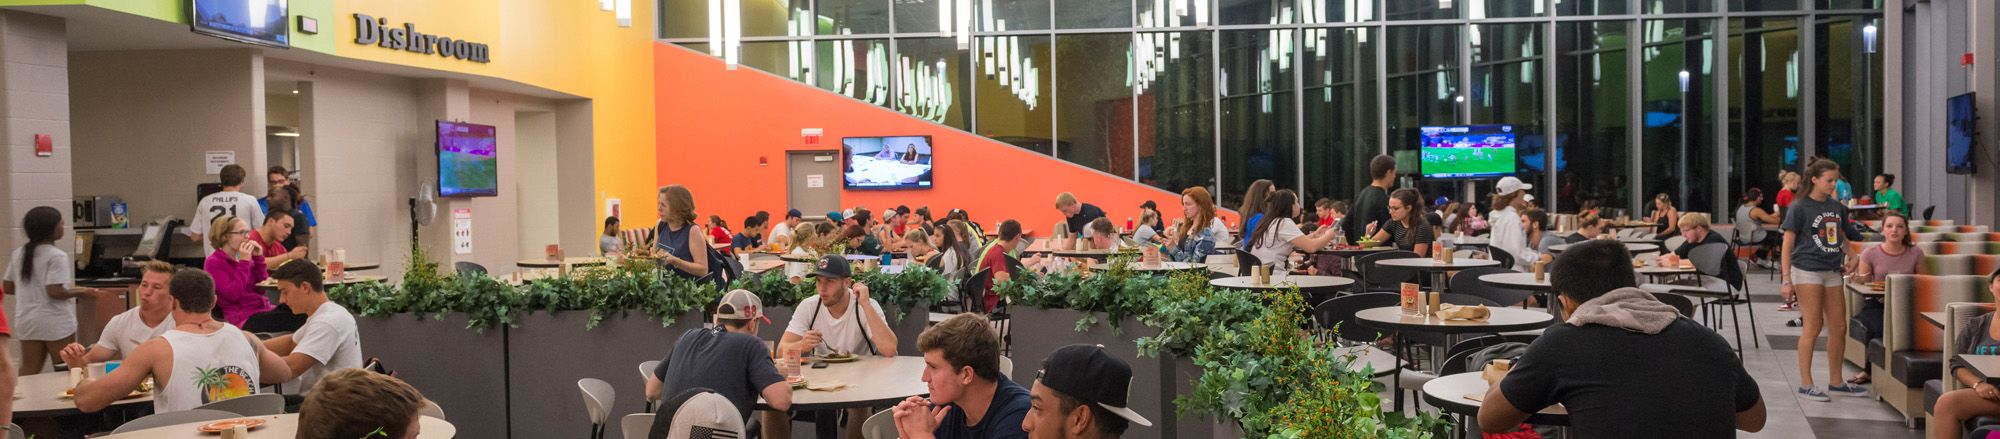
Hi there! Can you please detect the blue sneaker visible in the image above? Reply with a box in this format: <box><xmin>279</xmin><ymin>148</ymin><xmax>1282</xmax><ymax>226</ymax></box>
<box><xmin>1828</xmin><ymin>384</ymin><xmax>1871</xmax><ymax>397</ymax></box>
<box><xmin>1797</xmin><ymin>387</ymin><xmax>1830</xmax><ymax>402</ymax></box>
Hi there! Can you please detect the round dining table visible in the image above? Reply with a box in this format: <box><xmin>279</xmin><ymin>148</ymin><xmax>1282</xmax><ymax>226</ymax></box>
<box><xmin>1088</xmin><ymin>261</ymin><xmax>1207</xmax><ymax>274</ymax></box>
<box><xmin>759</xmin><ymin>356</ymin><xmax>930</xmax><ymax>411</ymax></box>
<box><xmin>13</xmin><ymin>370</ymin><xmax>153</xmax><ymax>418</ymax></box>
<box><xmin>1546</xmin><ymin>242</ymin><xmax>1660</xmax><ymax>255</ymax></box>
<box><xmin>1374</xmin><ymin>257</ymin><xmax>1501</xmax><ymax>293</ymax></box>
<box><xmin>1476</xmin><ymin>272</ymin><xmax>1551</xmax><ymax>292</ymax></box>
<box><xmin>100</xmin><ymin>414</ymin><xmax>455</xmax><ymax>438</ymax></box>
<box><xmin>515</xmin><ymin>257</ymin><xmax>610</xmax><ymax>268</ymax></box>
<box><xmin>1422</xmin><ymin>371</ymin><xmax>1569</xmax><ymax>426</ymax></box>
<box><xmin>256</xmin><ymin>274</ymin><xmax>387</xmax><ymax>292</ymax></box>
<box><xmin>1209</xmin><ymin>275</ymin><xmax>1354</xmax><ymax>293</ymax></box>
<box><xmin>1354</xmin><ymin>306</ymin><xmax>1556</xmax><ymax>335</ymax></box>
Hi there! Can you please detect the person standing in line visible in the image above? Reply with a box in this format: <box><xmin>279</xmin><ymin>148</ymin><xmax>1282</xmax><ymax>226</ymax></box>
<box><xmin>193</xmin><ymin>165</ymin><xmax>264</xmax><ymax>254</ymax></box>
<box><xmin>4</xmin><ymin>206</ymin><xmax>112</xmax><ymax>375</ymax></box>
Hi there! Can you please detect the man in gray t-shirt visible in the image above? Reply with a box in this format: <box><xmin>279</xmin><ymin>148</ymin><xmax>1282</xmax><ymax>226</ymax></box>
<box><xmin>647</xmin><ymin>290</ymin><xmax>790</xmax><ymax>422</ymax></box>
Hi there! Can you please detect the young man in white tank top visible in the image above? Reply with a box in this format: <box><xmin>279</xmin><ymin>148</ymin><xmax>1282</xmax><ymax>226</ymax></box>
<box><xmin>72</xmin><ymin>269</ymin><xmax>290</xmax><ymax>413</ymax></box>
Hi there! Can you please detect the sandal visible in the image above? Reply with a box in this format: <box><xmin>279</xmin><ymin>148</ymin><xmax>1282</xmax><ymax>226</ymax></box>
<box><xmin>1848</xmin><ymin>373</ymin><xmax>1871</xmax><ymax>385</ymax></box>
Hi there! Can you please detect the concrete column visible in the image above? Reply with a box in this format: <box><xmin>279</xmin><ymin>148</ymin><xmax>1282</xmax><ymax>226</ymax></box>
<box><xmin>0</xmin><ymin>10</ymin><xmax>71</xmax><ymax>257</ymax></box>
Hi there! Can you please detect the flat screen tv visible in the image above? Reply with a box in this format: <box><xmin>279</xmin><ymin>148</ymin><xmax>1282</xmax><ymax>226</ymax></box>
<box><xmin>437</xmin><ymin>121</ymin><xmax>499</xmax><ymax>197</ymax></box>
<box><xmin>1419</xmin><ymin>125</ymin><xmax>1517</xmax><ymax>179</ymax></box>
<box><xmin>843</xmin><ymin>136</ymin><xmax>934</xmax><ymax>190</ymax></box>
<box><xmin>1948</xmin><ymin>92</ymin><xmax>1977</xmax><ymax>175</ymax></box>
<box><xmin>191</xmin><ymin>0</ymin><xmax>290</xmax><ymax>47</ymax></box>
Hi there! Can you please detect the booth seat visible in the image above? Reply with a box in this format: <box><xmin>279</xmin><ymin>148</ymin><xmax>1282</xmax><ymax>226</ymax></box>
<box><xmin>1919</xmin><ymin>254</ymin><xmax>2000</xmax><ymax>277</ymax></box>
<box><xmin>1918</xmin><ymin>225</ymin><xmax>1992</xmax><ymax>234</ymax></box>
<box><xmin>1881</xmin><ymin>274</ymin><xmax>1995</xmax><ymax>425</ymax></box>
<box><xmin>1928</xmin><ymin>303</ymin><xmax>2000</xmax><ymax>432</ymax></box>
<box><xmin>1917</xmin><ymin>242</ymin><xmax>2000</xmax><ymax>256</ymax></box>
<box><xmin>1945</xmin><ymin>232</ymin><xmax>2000</xmax><ymax>243</ymax></box>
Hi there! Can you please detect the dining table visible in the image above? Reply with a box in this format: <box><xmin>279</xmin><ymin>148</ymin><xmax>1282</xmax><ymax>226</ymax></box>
<box><xmin>1422</xmin><ymin>371</ymin><xmax>1570</xmax><ymax>433</ymax></box>
<box><xmin>1373</xmin><ymin>257</ymin><xmax>1501</xmax><ymax>293</ymax></box>
<box><xmin>13</xmin><ymin>369</ymin><xmax>154</xmax><ymax>418</ymax></box>
<box><xmin>99</xmin><ymin>414</ymin><xmax>455</xmax><ymax>438</ymax></box>
<box><xmin>515</xmin><ymin>257</ymin><xmax>610</xmax><ymax>268</ymax></box>
<box><xmin>759</xmin><ymin>356</ymin><xmax>930</xmax><ymax>411</ymax></box>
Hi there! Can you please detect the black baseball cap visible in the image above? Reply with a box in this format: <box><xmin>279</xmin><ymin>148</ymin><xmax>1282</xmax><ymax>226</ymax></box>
<box><xmin>1039</xmin><ymin>344</ymin><xmax>1153</xmax><ymax>427</ymax></box>
<box><xmin>786</xmin><ymin>209</ymin><xmax>803</xmax><ymax>219</ymax></box>
<box><xmin>1140</xmin><ymin>200</ymin><xmax>1158</xmax><ymax>211</ymax></box>
<box><xmin>807</xmin><ymin>254</ymin><xmax>852</xmax><ymax>279</ymax></box>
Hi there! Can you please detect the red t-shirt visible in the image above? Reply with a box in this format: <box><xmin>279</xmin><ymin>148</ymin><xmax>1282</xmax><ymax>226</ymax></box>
<box><xmin>249</xmin><ymin>230</ymin><xmax>288</xmax><ymax>258</ymax></box>
<box><xmin>1318</xmin><ymin>215</ymin><xmax>1336</xmax><ymax>228</ymax></box>
<box><xmin>977</xmin><ymin>243</ymin><xmax>1009</xmax><ymax>311</ymax></box>
<box><xmin>1775</xmin><ymin>189</ymin><xmax>1795</xmax><ymax>208</ymax></box>
<box><xmin>709</xmin><ymin>226</ymin><xmax>733</xmax><ymax>254</ymax></box>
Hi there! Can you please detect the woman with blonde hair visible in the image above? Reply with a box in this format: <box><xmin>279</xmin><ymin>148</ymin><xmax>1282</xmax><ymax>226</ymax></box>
<box><xmin>654</xmin><ymin>185</ymin><xmax>711</xmax><ymax>279</ymax></box>
<box><xmin>204</xmin><ymin>214</ymin><xmax>272</xmax><ymax>326</ymax></box>
<box><xmin>1648</xmin><ymin>193</ymin><xmax>1681</xmax><ymax>239</ymax></box>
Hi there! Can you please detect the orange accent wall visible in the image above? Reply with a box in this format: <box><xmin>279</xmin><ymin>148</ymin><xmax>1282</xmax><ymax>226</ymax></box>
<box><xmin>655</xmin><ymin>43</ymin><xmax>1232</xmax><ymax>235</ymax></box>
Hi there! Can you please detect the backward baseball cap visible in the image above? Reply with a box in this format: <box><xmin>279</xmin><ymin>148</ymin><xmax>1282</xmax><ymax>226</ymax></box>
<box><xmin>715</xmin><ymin>289</ymin><xmax>767</xmax><ymax>323</ymax></box>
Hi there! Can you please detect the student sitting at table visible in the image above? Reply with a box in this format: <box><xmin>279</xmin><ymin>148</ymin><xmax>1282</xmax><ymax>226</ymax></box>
<box><xmin>974</xmin><ymin>221</ymin><xmax>1025</xmax><ymax>311</ymax></box>
<box><xmin>1244</xmin><ymin>190</ymin><xmax>1340</xmax><ymax>271</ymax></box>
<box><xmin>1164</xmin><ymin>187</ymin><xmax>1225</xmax><ymax>263</ymax></box>
<box><xmin>1364</xmin><ymin>188</ymin><xmax>1435</xmax><ymax>257</ymax></box>
<box><xmin>770</xmin><ymin>255</ymin><xmax>900</xmax><ymax>439</ymax></box>
<box><xmin>1479</xmin><ymin>240</ymin><xmax>1765</xmax><ymax>437</ymax></box>
<box><xmin>1516</xmin><ymin>208</ymin><xmax>1561</xmax><ymax>266</ymax></box>
<box><xmin>61</xmin><ymin>261</ymin><xmax>176</xmax><ymax>370</ymax></box>
<box><xmin>1028</xmin><ymin>218</ymin><xmax>1119</xmax><ymax>274</ymax></box>
<box><xmin>251</xmin><ymin>207</ymin><xmax>309</xmax><ymax>269</ymax></box>
<box><xmin>905</xmin><ymin>228</ymin><xmax>940</xmax><ymax>264</ymax></box>
<box><xmin>1021</xmin><ymin>344</ymin><xmax>1153</xmax><ymax>439</ymax></box>
<box><xmin>262</xmin><ymin>261</ymin><xmax>363</xmax><ymax>403</ymax></box>
<box><xmin>708</xmin><ymin>215</ymin><xmax>736</xmax><ymax>257</ymax></box>
<box><xmin>205</xmin><ymin>215</ymin><xmax>274</xmax><ymax>326</ymax></box>
<box><xmin>844</xmin><ymin>224</ymin><xmax>885</xmax><ymax>256</ymax></box>
<box><xmin>600</xmin><ymin>216</ymin><xmax>624</xmax><ymax>257</ymax></box>
<box><xmin>891</xmin><ymin>313</ymin><xmax>1029</xmax><ymax>439</ymax></box>
<box><xmin>733</xmin><ymin>215</ymin><xmax>766</xmax><ymax>253</ymax></box>
<box><xmin>73</xmin><ymin>269</ymin><xmax>292</xmax><ymax>413</ymax></box>
<box><xmin>930</xmin><ymin>220</ymin><xmax>978</xmax><ymax>283</ymax></box>
<box><xmin>647</xmin><ymin>290</ymin><xmax>791</xmax><ymax>429</ymax></box>
<box><xmin>770</xmin><ymin>209</ymin><xmax>803</xmax><ymax>249</ymax></box>
<box><xmin>1846</xmin><ymin>212</ymin><xmax>1924</xmax><ymax>386</ymax></box>
<box><xmin>1131</xmin><ymin>209</ymin><xmax>1161</xmax><ymax>248</ymax></box>
<box><xmin>1648</xmin><ymin>193</ymin><xmax>1682</xmax><ymax>239</ymax></box>
<box><xmin>784</xmin><ymin>223</ymin><xmax>825</xmax><ymax>281</ymax></box>
<box><xmin>1055</xmin><ymin>193</ymin><xmax>1107</xmax><ymax>240</ymax></box>
<box><xmin>297</xmin><ymin>368</ymin><xmax>426</xmax><ymax>439</ymax></box>
<box><xmin>1661</xmin><ymin>213</ymin><xmax>1744</xmax><ymax>289</ymax></box>
<box><xmin>1563</xmin><ymin>213</ymin><xmax>1607</xmax><ymax>244</ymax></box>
<box><xmin>1923</xmin><ymin>269</ymin><xmax>2000</xmax><ymax>439</ymax></box>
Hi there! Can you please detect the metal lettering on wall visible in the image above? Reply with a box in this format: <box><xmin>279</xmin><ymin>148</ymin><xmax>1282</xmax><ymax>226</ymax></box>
<box><xmin>351</xmin><ymin>14</ymin><xmax>492</xmax><ymax>63</ymax></box>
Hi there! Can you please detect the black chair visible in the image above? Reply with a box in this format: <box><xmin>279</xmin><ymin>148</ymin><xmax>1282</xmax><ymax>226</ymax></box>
<box><xmin>1357</xmin><ymin>251</ymin><xmax>1420</xmax><ymax>292</ymax></box>
<box><xmin>453</xmin><ymin>261</ymin><xmax>487</xmax><ymax>276</ymax></box>
<box><xmin>1923</xmin><ymin>206</ymin><xmax>1937</xmax><ymax>221</ymax></box>
<box><xmin>1437</xmin><ymin>334</ymin><xmax>1542</xmax><ymax>375</ymax></box>
<box><xmin>1235</xmin><ymin>252</ymin><xmax>1262</xmax><ymax>276</ymax></box>
<box><xmin>1446</xmin><ymin>266</ymin><xmax>1533</xmax><ymax>307</ymax></box>
<box><xmin>958</xmin><ymin>269</ymin><xmax>993</xmax><ymax>314</ymax></box>
<box><xmin>1310</xmin><ymin>293</ymin><xmax>1400</xmax><ymax>344</ymax></box>
<box><xmin>1653</xmin><ymin>292</ymin><xmax>1697</xmax><ymax>318</ymax></box>
<box><xmin>1487</xmin><ymin>247</ymin><xmax>1516</xmax><ymax>271</ymax></box>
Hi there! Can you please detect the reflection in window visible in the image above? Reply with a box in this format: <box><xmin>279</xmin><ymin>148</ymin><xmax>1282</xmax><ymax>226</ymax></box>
<box><xmin>1557</xmin><ymin>0</ymin><xmax>1628</xmax><ymax>15</ymax></box>
<box><xmin>1136</xmin><ymin>31</ymin><xmax>1215</xmax><ymax>196</ymax></box>
<box><xmin>1059</xmin><ymin>0</ymin><xmax>1129</xmax><ymax>29</ymax></box>
<box><xmin>893</xmin><ymin>38</ymin><xmax>971</xmax><ymax>129</ymax></box>
<box><xmin>1053</xmin><ymin>34</ymin><xmax>1130</xmax><ymax>173</ymax></box>
<box><xmin>1814</xmin><ymin>15</ymin><xmax>1884</xmax><ymax>188</ymax></box>
<box><xmin>1727</xmin><ymin>18</ymin><xmax>1800</xmax><ymax>216</ymax></box>
<box><xmin>979</xmin><ymin>35</ymin><xmax>1055</xmax><ymax>158</ymax></box>
<box><xmin>1471</xmin><ymin>0</ymin><xmax>1544</xmax><ymax>18</ymax></box>
<box><xmin>1645</xmin><ymin>0</ymin><xmax>1713</xmax><ymax>14</ymax></box>
<box><xmin>1303</xmin><ymin>27</ymin><xmax>1380</xmax><ymax>206</ymax></box>
<box><xmin>894</xmin><ymin>0</ymin><xmax>942</xmax><ymax>33</ymax></box>
<box><xmin>978</xmin><ymin>0</ymin><xmax>1051</xmax><ymax>31</ymax></box>
<box><xmin>820</xmin><ymin>0</ymin><xmax>889</xmax><ymax>34</ymax></box>
<box><xmin>1557</xmin><ymin>21</ymin><xmax>1631</xmax><ymax>214</ymax></box>
<box><xmin>1386</xmin><ymin>0</ymin><xmax>1456</xmax><ymax>20</ymax></box>
<box><xmin>1642</xmin><ymin>19</ymin><xmax>1718</xmax><ymax>216</ymax></box>
<box><xmin>1472</xmin><ymin>24</ymin><xmax>1546</xmax><ymax>205</ymax></box>
<box><xmin>1387</xmin><ymin>25</ymin><xmax>1460</xmax><ymax>193</ymax></box>
<box><xmin>815</xmin><ymin>39</ymin><xmax>892</xmax><ymax>108</ymax></box>
<box><xmin>1731</xmin><ymin>0</ymin><xmax>1800</xmax><ymax>11</ymax></box>
<box><xmin>1220</xmin><ymin>29</ymin><xmax>1297</xmax><ymax>209</ymax></box>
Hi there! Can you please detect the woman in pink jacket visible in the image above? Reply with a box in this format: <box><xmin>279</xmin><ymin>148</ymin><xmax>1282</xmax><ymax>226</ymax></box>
<box><xmin>203</xmin><ymin>215</ymin><xmax>272</xmax><ymax>326</ymax></box>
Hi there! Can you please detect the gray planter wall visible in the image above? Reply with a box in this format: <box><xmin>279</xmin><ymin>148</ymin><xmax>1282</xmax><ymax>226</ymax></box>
<box><xmin>1005</xmin><ymin>308</ymin><xmax>1165</xmax><ymax>439</ymax></box>
<box><xmin>355</xmin><ymin>313</ymin><xmax>508</xmax><ymax>439</ymax></box>
<box><xmin>506</xmin><ymin>311</ymin><xmax>704</xmax><ymax>439</ymax></box>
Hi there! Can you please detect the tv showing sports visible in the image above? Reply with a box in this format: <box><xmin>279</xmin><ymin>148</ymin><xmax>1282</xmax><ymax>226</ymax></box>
<box><xmin>1948</xmin><ymin>92</ymin><xmax>1977</xmax><ymax>175</ymax></box>
<box><xmin>843</xmin><ymin>136</ymin><xmax>934</xmax><ymax>190</ymax></box>
<box><xmin>191</xmin><ymin>0</ymin><xmax>290</xmax><ymax>47</ymax></box>
<box><xmin>1419</xmin><ymin>125</ymin><xmax>1518</xmax><ymax>179</ymax></box>
<box><xmin>437</xmin><ymin>121</ymin><xmax>499</xmax><ymax>197</ymax></box>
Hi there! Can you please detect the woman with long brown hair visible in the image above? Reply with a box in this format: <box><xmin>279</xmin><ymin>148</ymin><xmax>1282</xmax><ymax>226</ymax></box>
<box><xmin>1236</xmin><ymin>179</ymin><xmax>1274</xmax><ymax>247</ymax></box>
<box><xmin>1782</xmin><ymin>159</ymin><xmax>1867</xmax><ymax>402</ymax></box>
<box><xmin>654</xmin><ymin>185</ymin><xmax>711</xmax><ymax>279</ymax></box>
<box><xmin>1366</xmin><ymin>188</ymin><xmax>1435</xmax><ymax>257</ymax></box>
<box><xmin>1167</xmin><ymin>186</ymin><xmax>1225</xmax><ymax>262</ymax></box>
<box><xmin>1244</xmin><ymin>189</ymin><xmax>1340</xmax><ymax>269</ymax></box>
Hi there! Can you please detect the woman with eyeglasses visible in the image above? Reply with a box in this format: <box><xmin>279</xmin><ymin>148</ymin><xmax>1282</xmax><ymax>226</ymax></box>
<box><xmin>203</xmin><ymin>215</ymin><xmax>273</xmax><ymax>326</ymax></box>
<box><xmin>1365</xmin><ymin>188</ymin><xmax>1435</xmax><ymax>257</ymax></box>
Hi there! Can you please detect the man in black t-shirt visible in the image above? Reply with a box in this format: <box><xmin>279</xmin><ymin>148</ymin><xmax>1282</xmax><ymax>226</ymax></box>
<box><xmin>891</xmin><ymin>314</ymin><xmax>1028</xmax><ymax>439</ymax></box>
<box><xmin>1344</xmin><ymin>155</ymin><xmax>1397</xmax><ymax>243</ymax></box>
<box><xmin>646</xmin><ymin>290</ymin><xmax>790</xmax><ymax>424</ymax></box>
<box><xmin>1479</xmin><ymin>240</ymin><xmax>1766</xmax><ymax>437</ymax></box>
<box><xmin>1054</xmin><ymin>193</ymin><xmax>1107</xmax><ymax>239</ymax></box>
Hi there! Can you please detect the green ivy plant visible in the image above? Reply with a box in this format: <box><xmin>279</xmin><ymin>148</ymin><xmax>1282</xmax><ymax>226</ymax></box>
<box><xmin>856</xmin><ymin>265</ymin><xmax>951</xmax><ymax>322</ymax></box>
<box><xmin>1135</xmin><ymin>272</ymin><xmax>1264</xmax><ymax>358</ymax></box>
<box><xmin>730</xmin><ymin>271</ymin><xmax>813</xmax><ymax>308</ymax></box>
<box><xmin>995</xmin><ymin>257</ymin><xmax>1165</xmax><ymax>332</ymax></box>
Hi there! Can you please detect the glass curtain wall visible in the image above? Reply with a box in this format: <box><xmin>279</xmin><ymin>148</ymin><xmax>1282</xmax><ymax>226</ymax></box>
<box><xmin>661</xmin><ymin>1</ymin><xmax>1885</xmax><ymax>222</ymax></box>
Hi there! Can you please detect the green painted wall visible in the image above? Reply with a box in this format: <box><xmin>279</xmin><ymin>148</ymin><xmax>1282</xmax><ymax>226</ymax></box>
<box><xmin>0</xmin><ymin>0</ymin><xmax>335</xmax><ymax>54</ymax></box>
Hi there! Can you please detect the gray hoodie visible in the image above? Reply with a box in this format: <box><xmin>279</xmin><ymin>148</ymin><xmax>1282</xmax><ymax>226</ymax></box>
<box><xmin>1564</xmin><ymin>288</ymin><xmax>1681</xmax><ymax>334</ymax></box>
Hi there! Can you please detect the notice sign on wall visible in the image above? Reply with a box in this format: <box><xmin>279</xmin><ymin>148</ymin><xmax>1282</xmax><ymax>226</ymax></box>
<box><xmin>205</xmin><ymin>151</ymin><xmax>236</xmax><ymax>174</ymax></box>
<box><xmin>806</xmin><ymin>174</ymin><xmax>825</xmax><ymax>188</ymax></box>
<box><xmin>452</xmin><ymin>209</ymin><xmax>474</xmax><ymax>255</ymax></box>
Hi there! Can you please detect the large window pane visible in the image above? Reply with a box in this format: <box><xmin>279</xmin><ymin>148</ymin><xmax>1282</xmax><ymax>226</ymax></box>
<box><xmin>894</xmin><ymin>0</ymin><xmax>941</xmax><ymax>33</ymax></box>
<box><xmin>820</xmin><ymin>0</ymin><xmax>889</xmax><ymax>34</ymax></box>
<box><xmin>1816</xmin><ymin>15</ymin><xmax>1885</xmax><ymax>202</ymax></box>
<box><xmin>740</xmin><ymin>42</ymin><xmax>794</xmax><ymax>78</ymax></box>
<box><xmin>1472</xmin><ymin>23</ymin><xmax>1547</xmax><ymax>206</ymax></box>
<box><xmin>1557</xmin><ymin>21</ymin><xmax>1631</xmax><ymax>214</ymax></box>
<box><xmin>815</xmin><ymin>39</ymin><xmax>893</xmax><ymax>109</ymax></box>
<box><xmin>1136</xmin><ymin>31</ymin><xmax>1215</xmax><ymax>196</ymax></box>
<box><xmin>978</xmin><ymin>0</ymin><xmax>1050</xmax><ymax>31</ymax></box>
<box><xmin>1218</xmin><ymin>0</ymin><xmax>1293</xmax><ymax>26</ymax></box>
<box><xmin>1053</xmin><ymin>34</ymin><xmax>1132</xmax><ymax>174</ymax></box>
<box><xmin>1728</xmin><ymin>17</ymin><xmax>1800</xmax><ymax>217</ymax></box>
<box><xmin>1822</xmin><ymin>0</ymin><xmax>1881</xmax><ymax>9</ymax></box>
<box><xmin>1645</xmin><ymin>0</ymin><xmax>1713</xmax><ymax>14</ymax></box>
<box><xmin>1471</xmin><ymin>0</ymin><xmax>1545</xmax><ymax>18</ymax></box>
<box><xmin>1219</xmin><ymin>29</ymin><xmax>1297</xmax><ymax>210</ymax></box>
<box><xmin>1643</xmin><ymin>19</ymin><xmax>1717</xmax><ymax>216</ymax></box>
<box><xmin>1387</xmin><ymin>0</ymin><xmax>1457</xmax><ymax>20</ymax></box>
<box><xmin>1387</xmin><ymin>25</ymin><xmax>1461</xmax><ymax>192</ymax></box>
<box><xmin>978</xmin><ymin>35</ymin><xmax>1054</xmax><ymax>158</ymax></box>
<box><xmin>1558</xmin><ymin>0</ymin><xmax>1630</xmax><ymax>15</ymax></box>
<box><xmin>1060</xmin><ymin>0</ymin><xmax>1130</xmax><ymax>29</ymax></box>
<box><xmin>893</xmin><ymin>38</ymin><xmax>971</xmax><ymax>129</ymax></box>
<box><xmin>1303</xmin><ymin>27</ymin><xmax>1380</xmax><ymax>206</ymax></box>
<box><xmin>1732</xmin><ymin>0</ymin><xmax>1800</xmax><ymax>11</ymax></box>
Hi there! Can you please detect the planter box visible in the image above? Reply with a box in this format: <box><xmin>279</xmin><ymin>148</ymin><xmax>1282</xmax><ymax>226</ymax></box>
<box><xmin>506</xmin><ymin>311</ymin><xmax>704</xmax><ymax>439</ymax></box>
<box><xmin>1006</xmin><ymin>307</ymin><xmax>1164</xmax><ymax>439</ymax></box>
<box><xmin>356</xmin><ymin>313</ymin><xmax>508</xmax><ymax>439</ymax></box>
<box><xmin>755</xmin><ymin>305</ymin><xmax>796</xmax><ymax>345</ymax></box>
<box><xmin>889</xmin><ymin>303</ymin><xmax>929</xmax><ymax>356</ymax></box>
<box><xmin>1163</xmin><ymin>353</ymin><xmax>1233</xmax><ymax>439</ymax></box>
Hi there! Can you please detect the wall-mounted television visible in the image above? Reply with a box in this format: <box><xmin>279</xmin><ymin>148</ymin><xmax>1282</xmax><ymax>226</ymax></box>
<box><xmin>1948</xmin><ymin>92</ymin><xmax>1977</xmax><ymax>175</ymax></box>
<box><xmin>1418</xmin><ymin>125</ymin><xmax>1517</xmax><ymax>179</ymax></box>
<box><xmin>190</xmin><ymin>0</ymin><xmax>290</xmax><ymax>48</ymax></box>
<box><xmin>438</xmin><ymin>121</ymin><xmax>499</xmax><ymax>197</ymax></box>
<box><xmin>843</xmin><ymin>136</ymin><xmax>934</xmax><ymax>190</ymax></box>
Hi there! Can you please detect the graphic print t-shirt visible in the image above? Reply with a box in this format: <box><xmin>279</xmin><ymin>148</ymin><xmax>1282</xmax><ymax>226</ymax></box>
<box><xmin>1781</xmin><ymin>196</ymin><xmax>1852</xmax><ymax>272</ymax></box>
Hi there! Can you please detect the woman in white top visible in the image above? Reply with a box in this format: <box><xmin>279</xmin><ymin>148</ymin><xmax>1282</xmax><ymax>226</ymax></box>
<box><xmin>1244</xmin><ymin>190</ymin><xmax>1340</xmax><ymax>269</ymax></box>
<box><xmin>3</xmin><ymin>206</ymin><xmax>110</xmax><ymax>375</ymax></box>
<box><xmin>1487</xmin><ymin>177</ymin><xmax>1535</xmax><ymax>270</ymax></box>
<box><xmin>784</xmin><ymin>222</ymin><xmax>824</xmax><ymax>281</ymax></box>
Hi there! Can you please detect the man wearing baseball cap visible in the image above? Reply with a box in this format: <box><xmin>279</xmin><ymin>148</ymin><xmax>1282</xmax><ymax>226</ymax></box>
<box><xmin>1488</xmin><ymin>176</ymin><xmax>1536</xmax><ymax>270</ymax></box>
<box><xmin>770</xmin><ymin>209</ymin><xmax>804</xmax><ymax>248</ymax></box>
<box><xmin>769</xmin><ymin>255</ymin><xmax>899</xmax><ymax>439</ymax></box>
<box><xmin>1023</xmin><ymin>344</ymin><xmax>1153</xmax><ymax>439</ymax></box>
<box><xmin>645</xmin><ymin>289</ymin><xmax>790</xmax><ymax>422</ymax></box>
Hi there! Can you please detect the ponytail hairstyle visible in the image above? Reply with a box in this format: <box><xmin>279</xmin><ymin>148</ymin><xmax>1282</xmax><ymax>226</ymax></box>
<box><xmin>1249</xmin><ymin>189</ymin><xmax>1299</xmax><ymax>248</ymax></box>
<box><xmin>19</xmin><ymin>206</ymin><xmax>60</xmax><ymax>281</ymax></box>
<box><xmin>1390</xmin><ymin>188</ymin><xmax>1430</xmax><ymax>231</ymax></box>
<box><xmin>1742</xmin><ymin>188</ymin><xmax>1765</xmax><ymax>205</ymax></box>
<box><xmin>1804</xmin><ymin>159</ymin><xmax>1842</xmax><ymax>196</ymax></box>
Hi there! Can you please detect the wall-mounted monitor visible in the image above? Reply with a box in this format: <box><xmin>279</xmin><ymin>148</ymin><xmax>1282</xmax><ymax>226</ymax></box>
<box><xmin>190</xmin><ymin>0</ymin><xmax>290</xmax><ymax>48</ymax></box>
<box><xmin>1418</xmin><ymin>125</ymin><xmax>1517</xmax><ymax>179</ymax></box>
<box><xmin>1948</xmin><ymin>92</ymin><xmax>1977</xmax><ymax>175</ymax></box>
<box><xmin>843</xmin><ymin>136</ymin><xmax>934</xmax><ymax>190</ymax></box>
<box><xmin>438</xmin><ymin>121</ymin><xmax>499</xmax><ymax>198</ymax></box>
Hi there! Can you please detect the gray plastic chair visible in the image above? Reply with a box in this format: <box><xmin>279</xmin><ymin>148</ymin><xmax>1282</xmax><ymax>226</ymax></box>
<box><xmin>621</xmin><ymin>413</ymin><xmax>656</xmax><ymax>439</ymax></box>
<box><xmin>998</xmin><ymin>356</ymin><xmax>1014</xmax><ymax>380</ymax></box>
<box><xmin>2</xmin><ymin>423</ymin><xmax>23</xmax><ymax>439</ymax></box>
<box><xmin>1357</xmin><ymin>250</ymin><xmax>1421</xmax><ymax>292</ymax></box>
<box><xmin>579</xmin><ymin>378</ymin><xmax>617</xmax><ymax>439</ymax></box>
<box><xmin>1447</xmin><ymin>266</ymin><xmax>1533</xmax><ymax>307</ymax></box>
<box><xmin>112</xmin><ymin>409</ymin><xmax>240</xmax><ymax>433</ymax></box>
<box><xmin>195</xmin><ymin>393</ymin><xmax>283</xmax><ymax>416</ymax></box>
<box><xmin>863</xmin><ymin>409</ymin><xmax>899</xmax><ymax>439</ymax></box>
<box><xmin>420</xmin><ymin>399</ymin><xmax>446</xmax><ymax>420</ymax></box>
<box><xmin>455</xmin><ymin>261</ymin><xmax>489</xmax><ymax>276</ymax></box>
<box><xmin>639</xmin><ymin>360</ymin><xmax>662</xmax><ymax>412</ymax></box>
